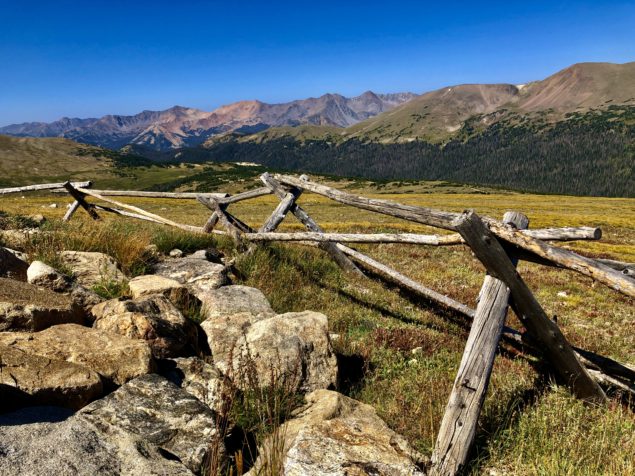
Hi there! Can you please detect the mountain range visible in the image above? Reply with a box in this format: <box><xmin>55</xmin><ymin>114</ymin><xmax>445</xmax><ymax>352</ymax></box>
<box><xmin>0</xmin><ymin>92</ymin><xmax>417</xmax><ymax>151</ymax></box>
<box><xmin>1</xmin><ymin>61</ymin><xmax>634</xmax><ymax>197</ymax></box>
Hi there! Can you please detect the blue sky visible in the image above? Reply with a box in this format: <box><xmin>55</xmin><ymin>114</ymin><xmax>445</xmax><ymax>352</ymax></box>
<box><xmin>1</xmin><ymin>0</ymin><xmax>634</xmax><ymax>124</ymax></box>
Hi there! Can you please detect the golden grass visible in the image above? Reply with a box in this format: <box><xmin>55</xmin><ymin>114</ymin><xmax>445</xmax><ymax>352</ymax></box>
<box><xmin>1</xmin><ymin>185</ymin><xmax>634</xmax><ymax>474</ymax></box>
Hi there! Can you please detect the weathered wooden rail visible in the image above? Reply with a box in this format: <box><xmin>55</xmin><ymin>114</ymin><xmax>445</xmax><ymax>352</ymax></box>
<box><xmin>3</xmin><ymin>176</ymin><xmax>634</xmax><ymax>476</ymax></box>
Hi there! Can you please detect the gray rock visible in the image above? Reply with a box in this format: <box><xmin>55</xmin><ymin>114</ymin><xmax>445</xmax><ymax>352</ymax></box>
<box><xmin>200</xmin><ymin>285</ymin><xmax>274</xmax><ymax>321</ymax></box>
<box><xmin>248</xmin><ymin>389</ymin><xmax>425</xmax><ymax>476</ymax></box>
<box><xmin>59</xmin><ymin>251</ymin><xmax>126</xmax><ymax>288</ymax></box>
<box><xmin>0</xmin><ymin>344</ymin><xmax>103</xmax><ymax>411</ymax></box>
<box><xmin>0</xmin><ymin>406</ymin><xmax>194</xmax><ymax>475</ymax></box>
<box><xmin>160</xmin><ymin>357</ymin><xmax>224</xmax><ymax>412</ymax></box>
<box><xmin>233</xmin><ymin>311</ymin><xmax>337</xmax><ymax>392</ymax></box>
<box><xmin>0</xmin><ymin>246</ymin><xmax>29</xmax><ymax>280</ymax></box>
<box><xmin>199</xmin><ymin>285</ymin><xmax>276</xmax><ymax>371</ymax></box>
<box><xmin>79</xmin><ymin>374</ymin><xmax>223</xmax><ymax>474</ymax></box>
<box><xmin>92</xmin><ymin>295</ymin><xmax>198</xmax><ymax>359</ymax></box>
<box><xmin>27</xmin><ymin>260</ymin><xmax>72</xmax><ymax>292</ymax></box>
<box><xmin>169</xmin><ymin>248</ymin><xmax>184</xmax><ymax>258</ymax></box>
<box><xmin>70</xmin><ymin>284</ymin><xmax>104</xmax><ymax>318</ymax></box>
<box><xmin>188</xmin><ymin>248</ymin><xmax>223</xmax><ymax>263</ymax></box>
<box><xmin>128</xmin><ymin>274</ymin><xmax>196</xmax><ymax>310</ymax></box>
<box><xmin>0</xmin><ymin>277</ymin><xmax>84</xmax><ymax>331</ymax></box>
<box><xmin>0</xmin><ymin>228</ymin><xmax>40</xmax><ymax>249</ymax></box>
<box><xmin>0</xmin><ymin>324</ymin><xmax>155</xmax><ymax>386</ymax></box>
<box><xmin>152</xmin><ymin>257</ymin><xmax>228</xmax><ymax>298</ymax></box>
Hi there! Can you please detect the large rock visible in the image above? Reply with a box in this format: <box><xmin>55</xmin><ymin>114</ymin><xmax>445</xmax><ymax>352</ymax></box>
<box><xmin>79</xmin><ymin>374</ymin><xmax>223</xmax><ymax>474</ymax></box>
<box><xmin>0</xmin><ymin>277</ymin><xmax>84</xmax><ymax>331</ymax></box>
<box><xmin>59</xmin><ymin>251</ymin><xmax>125</xmax><ymax>288</ymax></box>
<box><xmin>0</xmin><ymin>246</ymin><xmax>29</xmax><ymax>280</ymax></box>
<box><xmin>0</xmin><ymin>228</ymin><xmax>40</xmax><ymax>249</ymax></box>
<box><xmin>0</xmin><ymin>407</ymin><xmax>193</xmax><ymax>475</ymax></box>
<box><xmin>0</xmin><ymin>324</ymin><xmax>155</xmax><ymax>386</ymax></box>
<box><xmin>248</xmin><ymin>389</ymin><xmax>425</xmax><ymax>476</ymax></box>
<box><xmin>70</xmin><ymin>284</ymin><xmax>104</xmax><ymax>318</ymax></box>
<box><xmin>199</xmin><ymin>285</ymin><xmax>276</xmax><ymax>371</ymax></box>
<box><xmin>27</xmin><ymin>260</ymin><xmax>72</xmax><ymax>292</ymax></box>
<box><xmin>160</xmin><ymin>357</ymin><xmax>224</xmax><ymax>412</ymax></box>
<box><xmin>233</xmin><ymin>311</ymin><xmax>337</xmax><ymax>392</ymax></box>
<box><xmin>200</xmin><ymin>284</ymin><xmax>274</xmax><ymax>321</ymax></box>
<box><xmin>128</xmin><ymin>274</ymin><xmax>195</xmax><ymax>309</ymax></box>
<box><xmin>152</xmin><ymin>257</ymin><xmax>228</xmax><ymax>298</ymax></box>
<box><xmin>0</xmin><ymin>344</ymin><xmax>103</xmax><ymax>411</ymax></box>
<box><xmin>92</xmin><ymin>295</ymin><xmax>198</xmax><ymax>359</ymax></box>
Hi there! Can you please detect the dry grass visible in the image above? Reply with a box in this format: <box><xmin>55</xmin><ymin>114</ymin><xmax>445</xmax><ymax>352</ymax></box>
<box><xmin>1</xmin><ymin>184</ymin><xmax>633</xmax><ymax>474</ymax></box>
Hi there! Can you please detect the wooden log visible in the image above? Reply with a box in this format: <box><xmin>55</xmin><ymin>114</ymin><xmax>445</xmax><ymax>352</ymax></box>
<box><xmin>217</xmin><ymin>186</ymin><xmax>272</xmax><ymax>205</ymax></box>
<box><xmin>259</xmin><ymin>188</ymin><xmax>302</xmax><ymax>233</ymax></box>
<box><xmin>275</xmin><ymin>174</ymin><xmax>461</xmax><ymax>231</ymax></box>
<box><xmin>241</xmin><ymin>227</ymin><xmax>601</xmax><ymax>245</ymax></box>
<box><xmin>335</xmin><ymin>244</ymin><xmax>475</xmax><ymax>317</ymax></box>
<box><xmin>0</xmin><ymin>181</ymin><xmax>91</xmax><ymax>195</ymax></box>
<box><xmin>276</xmin><ymin>175</ymin><xmax>633</xmax><ymax>297</ymax></box>
<box><xmin>431</xmin><ymin>212</ymin><xmax>528</xmax><ymax>476</ymax></box>
<box><xmin>63</xmin><ymin>182</ymin><xmax>101</xmax><ymax>221</ymax></box>
<box><xmin>74</xmin><ymin>187</ymin><xmax>202</xmax><ymax>233</ymax></box>
<box><xmin>524</xmin><ymin>226</ymin><xmax>601</xmax><ymax>241</ymax></box>
<box><xmin>206</xmin><ymin>198</ymin><xmax>244</xmax><ymax>247</ymax></box>
<box><xmin>261</xmin><ymin>174</ymin><xmax>362</xmax><ymax>275</ymax></box>
<box><xmin>92</xmin><ymin>204</ymin><xmax>164</xmax><ymax>224</ymax></box>
<box><xmin>58</xmin><ymin>189</ymin><xmax>229</xmax><ymax>199</ymax></box>
<box><xmin>487</xmin><ymin>220</ymin><xmax>635</xmax><ymax>297</ymax></box>
<box><xmin>595</xmin><ymin>258</ymin><xmax>635</xmax><ymax>278</ymax></box>
<box><xmin>202</xmin><ymin>212</ymin><xmax>220</xmax><ymax>233</ymax></box>
<box><xmin>62</xmin><ymin>200</ymin><xmax>81</xmax><ymax>222</ymax></box>
<box><xmin>453</xmin><ymin>211</ymin><xmax>606</xmax><ymax>403</ymax></box>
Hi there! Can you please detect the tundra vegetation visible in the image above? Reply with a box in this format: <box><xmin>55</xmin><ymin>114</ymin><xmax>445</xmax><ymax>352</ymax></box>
<box><xmin>1</xmin><ymin>175</ymin><xmax>634</xmax><ymax>475</ymax></box>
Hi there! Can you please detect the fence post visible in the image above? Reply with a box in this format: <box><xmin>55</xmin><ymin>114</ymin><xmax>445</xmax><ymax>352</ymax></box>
<box><xmin>431</xmin><ymin>212</ymin><xmax>528</xmax><ymax>476</ymax></box>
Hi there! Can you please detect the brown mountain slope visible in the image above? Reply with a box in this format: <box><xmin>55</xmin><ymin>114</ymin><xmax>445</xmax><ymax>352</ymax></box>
<box><xmin>518</xmin><ymin>61</ymin><xmax>635</xmax><ymax>111</ymax></box>
<box><xmin>344</xmin><ymin>61</ymin><xmax>635</xmax><ymax>143</ymax></box>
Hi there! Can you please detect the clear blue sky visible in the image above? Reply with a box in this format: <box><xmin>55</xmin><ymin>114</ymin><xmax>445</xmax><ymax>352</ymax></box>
<box><xmin>1</xmin><ymin>0</ymin><xmax>634</xmax><ymax>125</ymax></box>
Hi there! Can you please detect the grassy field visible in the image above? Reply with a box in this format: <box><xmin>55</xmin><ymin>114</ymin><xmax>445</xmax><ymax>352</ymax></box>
<box><xmin>1</xmin><ymin>181</ymin><xmax>634</xmax><ymax>475</ymax></box>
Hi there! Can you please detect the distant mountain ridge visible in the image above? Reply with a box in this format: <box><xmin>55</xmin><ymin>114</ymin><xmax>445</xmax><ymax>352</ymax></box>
<box><xmin>0</xmin><ymin>91</ymin><xmax>417</xmax><ymax>151</ymax></box>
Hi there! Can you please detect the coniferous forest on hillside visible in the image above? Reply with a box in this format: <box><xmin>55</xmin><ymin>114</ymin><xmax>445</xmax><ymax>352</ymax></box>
<box><xmin>194</xmin><ymin>107</ymin><xmax>635</xmax><ymax>197</ymax></box>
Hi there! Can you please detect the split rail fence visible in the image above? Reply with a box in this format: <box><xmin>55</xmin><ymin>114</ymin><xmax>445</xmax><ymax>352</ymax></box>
<box><xmin>3</xmin><ymin>175</ymin><xmax>635</xmax><ymax>476</ymax></box>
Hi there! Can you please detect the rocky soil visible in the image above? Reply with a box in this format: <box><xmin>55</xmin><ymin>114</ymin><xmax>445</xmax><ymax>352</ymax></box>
<box><xmin>0</xmin><ymin>227</ymin><xmax>425</xmax><ymax>475</ymax></box>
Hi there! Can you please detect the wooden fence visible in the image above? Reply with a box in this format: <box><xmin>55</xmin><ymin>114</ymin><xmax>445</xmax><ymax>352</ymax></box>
<box><xmin>2</xmin><ymin>175</ymin><xmax>634</xmax><ymax>476</ymax></box>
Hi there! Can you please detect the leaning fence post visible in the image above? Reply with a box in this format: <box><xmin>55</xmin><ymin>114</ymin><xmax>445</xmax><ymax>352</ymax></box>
<box><xmin>63</xmin><ymin>181</ymin><xmax>93</xmax><ymax>222</ymax></box>
<box><xmin>62</xmin><ymin>181</ymin><xmax>100</xmax><ymax>220</ymax></box>
<box><xmin>260</xmin><ymin>173</ymin><xmax>362</xmax><ymax>276</ymax></box>
<box><xmin>453</xmin><ymin>210</ymin><xmax>606</xmax><ymax>403</ymax></box>
<box><xmin>431</xmin><ymin>211</ymin><xmax>529</xmax><ymax>476</ymax></box>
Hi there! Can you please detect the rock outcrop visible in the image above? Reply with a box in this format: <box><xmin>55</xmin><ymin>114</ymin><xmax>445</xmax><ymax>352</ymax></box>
<box><xmin>27</xmin><ymin>260</ymin><xmax>72</xmax><ymax>292</ymax></box>
<box><xmin>128</xmin><ymin>274</ymin><xmax>195</xmax><ymax>309</ymax></box>
<box><xmin>0</xmin><ymin>277</ymin><xmax>83</xmax><ymax>331</ymax></box>
<box><xmin>92</xmin><ymin>295</ymin><xmax>198</xmax><ymax>359</ymax></box>
<box><xmin>233</xmin><ymin>311</ymin><xmax>338</xmax><ymax>392</ymax></box>
<box><xmin>199</xmin><ymin>285</ymin><xmax>276</xmax><ymax>371</ymax></box>
<box><xmin>59</xmin><ymin>251</ymin><xmax>126</xmax><ymax>287</ymax></box>
<box><xmin>0</xmin><ymin>344</ymin><xmax>103</xmax><ymax>410</ymax></box>
<box><xmin>0</xmin><ymin>246</ymin><xmax>29</xmax><ymax>280</ymax></box>
<box><xmin>160</xmin><ymin>357</ymin><xmax>224</xmax><ymax>412</ymax></box>
<box><xmin>152</xmin><ymin>257</ymin><xmax>228</xmax><ymax>298</ymax></box>
<box><xmin>0</xmin><ymin>324</ymin><xmax>154</xmax><ymax>386</ymax></box>
<box><xmin>0</xmin><ymin>406</ymin><xmax>194</xmax><ymax>475</ymax></box>
<box><xmin>79</xmin><ymin>374</ymin><xmax>223</xmax><ymax>474</ymax></box>
<box><xmin>248</xmin><ymin>389</ymin><xmax>425</xmax><ymax>476</ymax></box>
